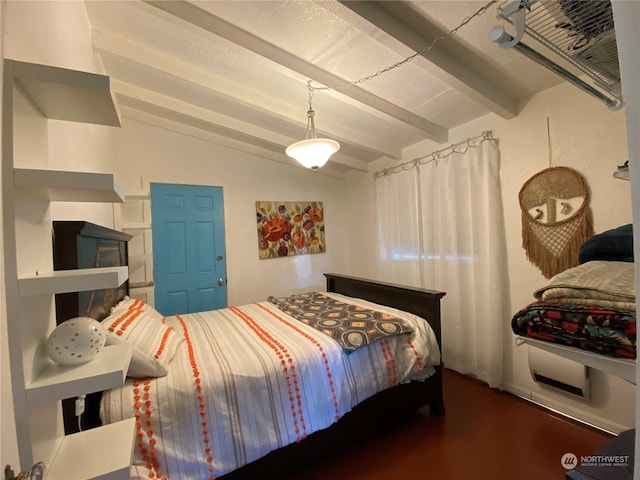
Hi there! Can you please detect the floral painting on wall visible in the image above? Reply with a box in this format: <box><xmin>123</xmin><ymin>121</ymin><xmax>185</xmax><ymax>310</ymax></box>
<box><xmin>256</xmin><ymin>201</ymin><xmax>326</xmax><ymax>259</ymax></box>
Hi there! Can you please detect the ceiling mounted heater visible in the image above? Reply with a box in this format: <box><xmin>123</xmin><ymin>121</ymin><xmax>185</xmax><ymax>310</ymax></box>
<box><xmin>489</xmin><ymin>0</ymin><xmax>623</xmax><ymax>109</ymax></box>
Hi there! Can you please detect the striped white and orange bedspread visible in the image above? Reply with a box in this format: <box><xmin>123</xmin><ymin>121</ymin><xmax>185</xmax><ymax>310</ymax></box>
<box><xmin>101</xmin><ymin>293</ymin><xmax>440</xmax><ymax>479</ymax></box>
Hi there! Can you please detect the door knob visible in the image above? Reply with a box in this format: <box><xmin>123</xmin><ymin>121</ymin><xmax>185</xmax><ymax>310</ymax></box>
<box><xmin>218</xmin><ymin>278</ymin><xmax>225</xmax><ymax>286</ymax></box>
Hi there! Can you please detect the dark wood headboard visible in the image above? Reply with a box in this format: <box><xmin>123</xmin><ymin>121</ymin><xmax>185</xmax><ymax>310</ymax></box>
<box><xmin>52</xmin><ymin>220</ymin><xmax>132</xmax><ymax>434</ymax></box>
<box><xmin>324</xmin><ymin>273</ymin><xmax>445</xmax><ymax>347</ymax></box>
<box><xmin>53</xmin><ymin>220</ymin><xmax>132</xmax><ymax>324</ymax></box>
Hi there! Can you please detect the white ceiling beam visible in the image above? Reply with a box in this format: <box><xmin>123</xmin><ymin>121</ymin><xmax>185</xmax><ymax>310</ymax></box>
<box><xmin>340</xmin><ymin>1</ymin><xmax>519</xmax><ymax>119</ymax></box>
<box><xmin>113</xmin><ymin>80</ymin><xmax>293</xmax><ymax>147</ymax></box>
<box><xmin>144</xmin><ymin>0</ymin><xmax>449</xmax><ymax>143</ymax></box>
<box><xmin>112</xmin><ymin>80</ymin><xmax>370</xmax><ymax>174</ymax></box>
<box><xmin>92</xmin><ymin>30</ymin><xmax>400</xmax><ymax>163</ymax></box>
<box><xmin>118</xmin><ymin>106</ymin><xmax>350</xmax><ymax>180</ymax></box>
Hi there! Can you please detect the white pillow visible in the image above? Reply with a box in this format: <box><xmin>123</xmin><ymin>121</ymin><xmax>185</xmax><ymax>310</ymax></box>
<box><xmin>102</xmin><ymin>299</ymin><xmax>184</xmax><ymax>378</ymax></box>
<box><xmin>110</xmin><ymin>296</ymin><xmax>135</xmax><ymax>315</ymax></box>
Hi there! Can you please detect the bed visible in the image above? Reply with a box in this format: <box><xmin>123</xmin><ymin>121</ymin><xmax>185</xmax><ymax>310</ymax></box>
<box><xmin>511</xmin><ymin>225</ymin><xmax>637</xmax><ymax>383</ymax></box>
<box><xmin>53</xmin><ymin>221</ymin><xmax>446</xmax><ymax>479</ymax></box>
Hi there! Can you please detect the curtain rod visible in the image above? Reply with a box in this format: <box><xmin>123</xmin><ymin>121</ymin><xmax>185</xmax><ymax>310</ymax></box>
<box><xmin>373</xmin><ymin>130</ymin><xmax>494</xmax><ymax>179</ymax></box>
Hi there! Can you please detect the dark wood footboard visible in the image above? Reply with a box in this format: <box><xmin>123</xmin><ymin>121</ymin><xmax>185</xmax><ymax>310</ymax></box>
<box><xmin>325</xmin><ymin>273</ymin><xmax>446</xmax><ymax>416</ymax></box>
<box><xmin>221</xmin><ymin>273</ymin><xmax>446</xmax><ymax>479</ymax></box>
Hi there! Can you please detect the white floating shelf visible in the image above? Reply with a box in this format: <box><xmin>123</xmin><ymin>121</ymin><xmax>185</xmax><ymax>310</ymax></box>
<box><xmin>8</xmin><ymin>58</ymin><xmax>121</xmax><ymax>127</ymax></box>
<box><xmin>124</xmin><ymin>192</ymin><xmax>150</xmax><ymax>200</ymax></box>
<box><xmin>18</xmin><ymin>266</ymin><xmax>128</xmax><ymax>297</ymax></box>
<box><xmin>46</xmin><ymin>418</ymin><xmax>135</xmax><ymax>480</ymax></box>
<box><xmin>613</xmin><ymin>166</ymin><xmax>630</xmax><ymax>181</ymax></box>
<box><xmin>14</xmin><ymin>168</ymin><xmax>125</xmax><ymax>203</ymax></box>
<box><xmin>121</xmin><ymin>223</ymin><xmax>151</xmax><ymax>230</ymax></box>
<box><xmin>129</xmin><ymin>254</ymin><xmax>152</xmax><ymax>261</ymax></box>
<box><xmin>26</xmin><ymin>343</ymin><xmax>132</xmax><ymax>407</ymax></box>
<box><xmin>520</xmin><ymin>337</ymin><xmax>636</xmax><ymax>384</ymax></box>
<box><xmin>128</xmin><ymin>259</ymin><xmax>145</xmax><ymax>274</ymax></box>
<box><xmin>128</xmin><ymin>255</ymin><xmax>152</xmax><ymax>274</ymax></box>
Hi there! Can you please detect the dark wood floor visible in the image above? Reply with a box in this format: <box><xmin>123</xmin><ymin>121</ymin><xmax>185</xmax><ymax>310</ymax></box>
<box><xmin>287</xmin><ymin>368</ymin><xmax>614</xmax><ymax>480</ymax></box>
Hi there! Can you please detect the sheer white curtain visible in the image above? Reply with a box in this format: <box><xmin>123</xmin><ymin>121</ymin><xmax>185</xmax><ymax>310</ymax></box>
<box><xmin>375</xmin><ymin>139</ymin><xmax>510</xmax><ymax>388</ymax></box>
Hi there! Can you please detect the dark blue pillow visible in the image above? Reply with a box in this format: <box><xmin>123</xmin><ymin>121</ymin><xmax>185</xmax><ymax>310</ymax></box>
<box><xmin>578</xmin><ymin>224</ymin><xmax>634</xmax><ymax>263</ymax></box>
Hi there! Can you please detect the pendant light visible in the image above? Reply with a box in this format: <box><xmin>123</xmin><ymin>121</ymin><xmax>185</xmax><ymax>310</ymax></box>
<box><xmin>285</xmin><ymin>81</ymin><xmax>340</xmax><ymax>172</ymax></box>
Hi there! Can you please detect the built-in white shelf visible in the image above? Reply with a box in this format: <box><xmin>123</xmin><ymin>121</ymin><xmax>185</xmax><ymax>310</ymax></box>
<box><xmin>124</xmin><ymin>192</ymin><xmax>149</xmax><ymax>200</ymax></box>
<box><xmin>614</xmin><ymin>165</ymin><xmax>630</xmax><ymax>181</ymax></box>
<box><xmin>8</xmin><ymin>58</ymin><xmax>121</xmax><ymax>127</ymax></box>
<box><xmin>18</xmin><ymin>266</ymin><xmax>128</xmax><ymax>297</ymax></box>
<box><xmin>129</xmin><ymin>255</ymin><xmax>153</xmax><ymax>274</ymax></box>
<box><xmin>129</xmin><ymin>254</ymin><xmax>152</xmax><ymax>262</ymax></box>
<box><xmin>520</xmin><ymin>337</ymin><xmax>636</xmax><ymax>384</ymax></box>
<box><xmin>26</xmin><ymin>343</ymin><xmax>132</xmax><ymax>407</ymax></box>
<box><xmin>14</xmin><ymin>168</ymin><xmax>125</xmax><ymax>203</ymax></box>
<box><xmin>130</xmin><ymin>281</ymin><xmax>154</xmax><ymax>289</ymax></box>
<box><xmin>129</xmin><ymin>259</ymin><xmax>144</xmax><ymax>274</ymax></box>
<box><xmin>46</xmin><ymin>418</ymin><xmax>136</xmax><ymax>480</ymax></box>
<box><xmin>121</xmin><ymin>223</ymin><xmax>151</xmax><ymax>230</ymax></box>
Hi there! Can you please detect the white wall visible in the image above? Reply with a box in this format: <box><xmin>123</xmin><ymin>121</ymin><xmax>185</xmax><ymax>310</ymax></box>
<box><xmin>113</xmin><ymin>118</ymin><xmax>351</xmax><ymax>306</ymax></box>
<box><xmin>3</xmin><ymin>0</ymin><xmax>102</xmax><ymax>74</ymax></box>
<box><xmin>351</xmin><ymin>81</ymin><xmax>636</xmax><ymax>433</ymax></box>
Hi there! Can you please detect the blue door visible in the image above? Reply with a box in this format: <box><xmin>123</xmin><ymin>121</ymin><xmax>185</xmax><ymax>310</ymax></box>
<box><xmin>151</xmin><ymin>183</ymin><xmax>227</xmax><ymax>315</ymax></box>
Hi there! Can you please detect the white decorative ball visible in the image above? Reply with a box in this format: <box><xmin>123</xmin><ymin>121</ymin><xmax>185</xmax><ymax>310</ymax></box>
<box><xmin>47</xmin><ymin>317</ymin><xmax>107</xmax><ymax>366</ymax></box>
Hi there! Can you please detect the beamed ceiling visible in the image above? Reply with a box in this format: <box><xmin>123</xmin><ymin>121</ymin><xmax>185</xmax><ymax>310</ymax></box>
<box><xmin>85</xmin><ymin>1</ymin><xmax>566</xmax><ymax>178</ymax></box>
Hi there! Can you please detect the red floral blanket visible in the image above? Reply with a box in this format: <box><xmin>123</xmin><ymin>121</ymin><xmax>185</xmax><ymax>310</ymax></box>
<box><xmin>511</xmin><ymin>301</ymin><xmax>636</xmax><ymax>359</ymax></box>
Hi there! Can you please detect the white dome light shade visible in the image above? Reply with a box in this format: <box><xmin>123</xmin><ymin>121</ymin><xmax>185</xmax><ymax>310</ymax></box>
<box><xmin>285</xmin><ymin>138</ymin><xmax>340</xmax><ymax>171</ymax></box>
<box><xmin>47</xmin><ymin>317</ymin><xmax>107</xmax><ymax>366</ymax></box>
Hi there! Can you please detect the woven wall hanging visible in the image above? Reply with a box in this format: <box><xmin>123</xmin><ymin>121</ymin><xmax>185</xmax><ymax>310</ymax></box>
<box><xmin>519</xmin><ymin>166</ymin><xmax>593</xmax><ymax>278</ymax></box>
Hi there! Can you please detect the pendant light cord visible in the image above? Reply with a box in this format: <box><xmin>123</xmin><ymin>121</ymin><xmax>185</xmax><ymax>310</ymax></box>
<box><xmin>307</xmin><ymin>0</ymin><xmax>499</xmax><ymax>94</ymax></box>
<box><xmin>305</xmin><ymin>81</ymin><xmax>317</xmax><ymax>139</ymax></box>
<box><xmin>547</xmin><ymin>116</ymin><xmax>553</xmax><ymax>168</ymax></box>
<box><xmin>307</xmin><ymin>80</ymin><xmax>315</xmax><ymax>109</ymax></box>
